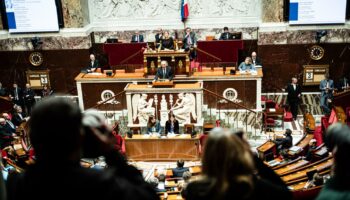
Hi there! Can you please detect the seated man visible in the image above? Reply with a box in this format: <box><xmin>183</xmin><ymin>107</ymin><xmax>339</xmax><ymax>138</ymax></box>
<box><xmin>83</xmin><ymin>54</ymin><xmax>99</xmax><ymax>73</ymax></box>
<box><xmin>131</xmin><ymin>31</ymin><xmax>144</xmax><ymax>43</ymax></box>
<box><xmin>153</xmin><ymin>60</ymin><xmax>174</xmax><ymax>82</ymax></box>
<box><xmin>219</xmin><ymin>27</ymin><xmax>233</xmax><ymax>40</ymax></box>
<box><xmin>0</xmin><ymin>118</ymin><xmax>15</xmax><ymax>149</ymax></box>
<box><xmin>251</xmin><ymin>51</ymin><xmax>262</xmax><ymax>66</ymax></box>
<box><xmin>172</xmin><ymin>160</ymin><xmax>189</xmax><ymax>178</ymax></box>
<box><xmin>273</xmin><ymin>129</ymin><xmax>293</xmax><ymax>152</ymax></box>
<box><xmin>238</xmin><ymin>57</ymin><xmax>256</xmax><ymax>73</ymax></box>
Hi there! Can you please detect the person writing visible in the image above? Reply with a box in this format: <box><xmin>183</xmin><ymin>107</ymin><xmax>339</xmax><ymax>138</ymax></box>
<box><xmin>238</xmin><ymin>57</ymin><xmax>256</xmax><ymax>73</ymax></box>
<box><xmin>147</xmin><ymin>115</ymin><xmax>161</xmax><ymax>135</ymax></box>
<box><xmin>85</xmin><ymin>54</ymin><xmax>99</xmax><ymax>73</ymax></box>
<box><xmin>153</xmin><ymin>60</ymin><xmax>174</xmax><ymax>82</ymax></box>
<box><xmin>165</xmin><ymin>113</ymin><xmax>179</xmax><ymax>135</ymax></box>
<box><xmin>160</xmin><ymin>31</ymin><xmax>174</xmax><ymax>50</ymax></box>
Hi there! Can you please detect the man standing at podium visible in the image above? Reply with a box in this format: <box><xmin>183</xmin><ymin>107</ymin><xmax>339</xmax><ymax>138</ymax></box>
<box><xmin>153</xmin><ymin>60</ymin><xmax>174</xmax><ymax>82</ymax></box>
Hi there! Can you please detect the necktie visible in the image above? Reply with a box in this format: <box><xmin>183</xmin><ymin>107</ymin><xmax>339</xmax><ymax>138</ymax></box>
<box><xmin>7</xmin><ymin>121</ymin><xmax>14</xmax><ymax>129</ymax></box>
<box><xmin>15</xmin><ymin>88</ymin><xmax>18</xmax><ymax>100</ymax></box>
<box><xmin>226</xmin><ymin>33</ymin><xmax>228</xmax><ymax>39</ymax></box>
<box><xmin>163</xmin><ymin>69</ymin><xmax>166</xmax><ymax>79</ymax></box>
<box><xmin>136</xmin><ymin>35</ymin><xmax>139</xmax><ymax>42</ymax></box>
<box><xmin>326</xmin><ymin>81</ymin><xmax>329</xmax><ymax>89</ymax></box>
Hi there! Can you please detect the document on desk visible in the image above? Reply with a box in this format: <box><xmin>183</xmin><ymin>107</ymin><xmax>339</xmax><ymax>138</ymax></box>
<box><xmin>269</xmin><ymin>108</ymin><xmax>276</xmax><ymax>112</ymax></box>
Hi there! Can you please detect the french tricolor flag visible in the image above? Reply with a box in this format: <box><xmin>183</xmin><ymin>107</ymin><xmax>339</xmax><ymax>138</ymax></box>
<box><xmin>181</xmin><ymin>0</ymin><xmax>189</xmax><ymax>22</ymax></box>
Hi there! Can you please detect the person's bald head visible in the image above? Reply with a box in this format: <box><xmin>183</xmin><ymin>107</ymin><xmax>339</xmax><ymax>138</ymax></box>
<box><xmin>251</xmin><ymin>52</ymin><xmax>257</xmax><ymax>58</ymax></box>
<box><xmin>89</xmin><ymin>54</ymin><xmax>95</xmax><ymax>61</ymax></box>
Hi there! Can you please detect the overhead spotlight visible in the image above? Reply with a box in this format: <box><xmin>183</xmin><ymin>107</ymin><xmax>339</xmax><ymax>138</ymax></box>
<box><xmin>315</xmin><ymin>30</ymin><xmax>327</xmax><ymax>43</ymax></box>
<box><xmin>31</xmin><ymin>37</ymin><xmax>43</xmax><ymax>50</ymax></box>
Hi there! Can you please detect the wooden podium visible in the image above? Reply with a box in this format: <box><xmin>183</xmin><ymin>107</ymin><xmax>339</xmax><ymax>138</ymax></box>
<box><xmin>152</xmin><ymin>80</ymin><xmax>174</xmax><ymax>88</ymax></box>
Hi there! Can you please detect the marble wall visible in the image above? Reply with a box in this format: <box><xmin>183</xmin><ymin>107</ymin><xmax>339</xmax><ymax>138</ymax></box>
<box><xmin>262</xmin><ymin>0</ymin><xmax>284</xmax><ymax>23</ymax></box>
<box><xmin>258</xmin><ymin>29</ymin><xmax>350</xmax><ymax>45</ymax></box>
<box><xmin>0</xmin><ymin>36</ymin><xmax>91</xmax><ymax>51</ymax></box>
<box><xmin>62</xmin><ymin>0</ymin><xmax>89</xmax><ymax>28</ymax></box>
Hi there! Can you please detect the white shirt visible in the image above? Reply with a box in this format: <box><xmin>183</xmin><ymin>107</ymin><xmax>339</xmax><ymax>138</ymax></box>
<box><xmin>292</xmin><ymin>84</ymin><xmax>296</xmax><ymax>90</ymax></box>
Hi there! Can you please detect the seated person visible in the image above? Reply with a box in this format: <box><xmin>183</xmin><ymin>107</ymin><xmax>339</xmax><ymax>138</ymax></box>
<box><xmin>336</xmin><ymin>76</ymin><xmax>349</xmax><ymax>92</ymax></box>
<box><xmin>0</xmin><ymin>117</ymin><xmax>15</xmax><ymax>149</ymax></box>
<box><xmin>159</xmin><ymin>31</ymin><xmax>174</xmax><ymax>50</ymax></box>
<box><xmin>148</xmin><ymin>176</ymin><xmax>166</xmax><ymax>193</ymax></box>
<box><xmin>11</xmin><ymin>106</ymin><xmax>28</xmax><ymax>126</ymax></box>
<box><xmin>147</xmin><ymin>115</ymin><xmax>161</xmax><ymax>135</ymax></box>
<box><xmin>172</xmin><ymin>160</ymin><xmax>189</xmax><ymax>178</ymax></box>
<box><xmin>273</xmin><ymin>129</ymin><xmax>293</xmax><ymax>152</ymax></box>
<box><xmin>153</xmin><ymin>60</ymin><xmax>174</xmax><ymax>82</ymax></box>
<box><xmin>165</xmin><ymin>113</ymin><xmax>179</xmax><ymax>135</ymax></box>
<box><xmin>83</xmin><ymin>54</ymin><xmax>99</xmax><ymax>73</ymax></box>
<box><xmin>238</xmin><ymin>57</ymin><xmax>256</xmax><ymax>73</ymax></box>
<box><xmin>305</xmin><ymin>139</ymin><xmax>317</xmax><ymax>161</ymax></box>
<box><xmin>179</xmin><ymin>171</ymin><xmax>192</xmax><ymax>197</ymax></box>
<box><xmin>304</xmin><ymin>171</ymin><xmax>324</xmax><ymax>189</ymax></box>
<box><xmin>251</xmin><ymin>51</ymin><xmax>262</xmax><ymax>66</ymax></box>
<box><xmin>219</xmin><ymin>27</ymin><xmax>233</xmax><ymax>40</ymax></box>
<box><xmin>131</xmin><ymin>31</ymin><xmax>144</xmax><ymax>43</ymax></box>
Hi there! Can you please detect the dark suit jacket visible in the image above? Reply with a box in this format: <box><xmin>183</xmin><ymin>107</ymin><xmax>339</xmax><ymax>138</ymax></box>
<box><xmin>252</xmin><ymin>57</ymin><xmax>262</xmax><ymax>66</ymax></box>
<box><xmin>274</xmin><ymin>135</ymin><xmax>293</xmax><ymax>149</ymax></box>
<box><xmin>219</xmin><ymin>32</ymin><xmax>233</xmax><ymax>40</ymax></box>
<box><xmin>161</xmin><ymin>37</ymin><xmax>174</xmax><ymax>50</ymax></box>
<box><xmin>165</xmin><ymin>120</ymin><xmax>179</xmax><ymax>135</ymax></box>
<box><xmin>286</xmin><ymin>83</ymin><xmax>302</xmax><ymax>103</ymax></box>
<box><xmin>23</xmin><ymin>88</ymin><xmax>35</xmax><ymax>104</ymax></box>
<box><xmin>172</xmin><ymin>167</ymin><xmax>189</xmax><ymax>178</ymax></box>
<box><xmin>336</xmin><ymin>77</ymin><xmax>348</xmax><ymax>91</ymax></box>
<box><xmin>0</xmin><ymin>87</ymin><xmax>7</xmax><ymax>96</ymax></box>
<box><xmin>4</xmin><ymin>121</ymin><xmax>16</xmax><ymax>134</ymax></box>
<box><xmin>12</xmin><ymin>113</ymin><xmax>26</xmax><ymax>126</ymax></box>
<box><xmin>9</xmin><ymin>87</ymin><xmax>23</xmax><ymax>100</ymax></box>
<box><xmin>131</xmin><ymin>34</ymin><xmax>144</xmax><ymax>43</ymax></box>
<box><xmin>88</xmin><ymin>60</ymin><xmax>99</xmax><ymax>70</ymax></box>
<box><xmin>154</xmin><ymin>66</ymin><xmax>174</xmax><ymax>81</ymax></box>
<box><xmin>182</xmin><ymin>33</ymin><xmax>197</xmax><ymax>49</ymax></box>
<box><xmin>155</xmin><ymin>33</ymin><xmax>162</xmax><ymax>43</ymax></box>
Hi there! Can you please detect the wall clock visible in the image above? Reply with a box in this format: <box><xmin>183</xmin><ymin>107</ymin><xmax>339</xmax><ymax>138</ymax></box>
<box><xmin>310</xmin><ymin>45</ymin><xmax>325</xmax><ymax>60</ymax></box>
<box><xmin>29</xmin><ymin>52</ymin><xmax>44</xmax><ymax>66</ymax></box>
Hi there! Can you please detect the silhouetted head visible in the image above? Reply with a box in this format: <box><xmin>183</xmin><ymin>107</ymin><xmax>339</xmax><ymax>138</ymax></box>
<box><xmin>223</xmin><ymin>27</ymin><xmax>229</xmax><ymax>32</ymax></box>
<box><xmin>177</xmin><ymin>159</ymin><xmax>185</xmax><ymax>168</ymax></box>
<box><xmin>29</xmin><ymin>96</ymin><xmax>82</xmax><ymax>164</ymax></box>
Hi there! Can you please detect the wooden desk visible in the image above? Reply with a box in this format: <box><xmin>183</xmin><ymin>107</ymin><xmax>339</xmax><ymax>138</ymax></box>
<box><xmin>143</xmin><ymin>50</ymin><xmax>190</xmax><ymax>76</ymax></box>
<box><xmin>287</xmin><ymin>134</ymin><xmax>314</xmax><ymax>157</ymax></box>
<box><xmin>303</xmin><ymin>113</ymin><xmax>316</xmax><ymax>133</ymax></box>
<box><xmin>280</xmin><ymin>157</ymin><xmax>333</xmax><ymax>183</ymax></box>
<box><xmin>275</xmin><ymin>159</ymin><xmax>309</xmax><ymax>175</ymax></box>
<box><xmin>257</xmin><ymin>141</ymin><xmax>276</xmax><ymax>160</ymax></box>
<box><xmin>154</xmin><ymin>166</ymin><xmax>202</xmax><ymax>177</ymax></box>
<box><xmin>125</xmin><ymin>134</ymin><xmax>199</xmax><ymax>161</ymax></box>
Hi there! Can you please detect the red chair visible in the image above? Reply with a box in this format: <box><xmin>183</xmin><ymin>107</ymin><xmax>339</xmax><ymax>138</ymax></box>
<box><xmin>313</xmin><ymin>126</ymin><xmax>323</xmax><ymax>146</ymax></box>
<box><xmin>264</xmin><ymin>112</ymin><xmax>275</xmax><ymax>132</ymax></box>
<box><xmin>283</xmin><ymin>107</ymin><xmax>293</xmax><ymax>122</ymax></box>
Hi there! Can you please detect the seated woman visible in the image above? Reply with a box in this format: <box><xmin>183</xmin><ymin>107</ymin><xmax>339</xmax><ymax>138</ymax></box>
<box><xmin>238</xmin><ymin>57</ymin><xmax>256</xmax><ymax>72</ymax></box>
<box><xmin>165</xmin><ymin>113</ymin><xmax>179</xmax><ymax>135</ymax></box>
<box><xmin>183</xmin><ymin>128</ymin><xmax>292</xmax><ymax>200</ymax></box>
<box><xmin>160</xmin><ymin>31</ymin><xmax>174</xmax><ymax>50</ymax></box>
<box><xmin>147</xmin><ymin>115</ymin><xmax>161</xmax><ymax>135</ymax></box>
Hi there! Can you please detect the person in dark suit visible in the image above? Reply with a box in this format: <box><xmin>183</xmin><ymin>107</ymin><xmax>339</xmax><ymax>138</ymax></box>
<box><xmin>336</xmin><ymin>76</ymin><xmax>349</xmax><ymax>92</ymax></box>
<box><xmin>23</xmin><ymin>83</ymin><xmax>35</xmax><ymax>115</ymax></box>
<box><xmin>251</xmin><ymin>51</ymin><xmax>262</xmax><ymax>66</ymax></box>
<box><xmin>2</xmin><ymin>113</ymin><xmax>16</xmax><ymax>135</ymax></box>
<box><xmin>155</xmin><ymin>28</ymin><xmax>163</xmax><ymax>44</ymax></box>
<box><xmin>131</xmin><ymin>31</ymin><xmax>144</xmax><ymax>43</ymax></box>
<box><xmin>11</xmin><ymin>106</ymin><xmax>28</xmax><ymax>126</ymax></box>
<box><xmin>84</xmin><ymin>54</ymin><xmax>99</xmax><ymax>73</ymax></box>
<box><xmin>319</xmin><ymin>74</ymin><xmax>334</xmax><ymax>115</ymax></box>
<box><xmin>165</xmin><ymin>113</ymin><xmax>179</xmax><ymax>135</ymax></box>
<box><xmin>160</xmin><ymin>31</ymin><xmax>174</xmax><ymax>50</ymax></box>
<box><xmin>6</xmin><ymin>97</ymin><xmax>158</xmax><ymax>200</ymax></box>
<box><xmin>273</xmin><ymin>129</ymin><xmax>293</xmax><ymax>152</ymax></box>
<box><xmin>285</xmin><ymin>77</ymin><xmax>302</xmax><ymax>120</ymax></box>
<box><xmin>182</xmin><ymin>27</ymin><xmax>197</xmax><ymax>60</ymax></box>
<box><xmin>153</xmin><ymin>60</ymin><xmax>174</xmax><ymax>81</ymax></box>
<box><xmin>9</xmin><ymin>83</ymin><xmax>23</xmax><ymax>109</ymax></box>
<box><xmin>219</xmin><ymin>27</ymin><xmax>233</xmax><ymax>40</ymax></box>
<box><xmin>172</xmin><ymin>160</ymin><xmax>189</xmax><ymax>178</ymax></box>
<box><xmin>0</xmin><ymin>117</ymin><xmax>15</xmax><ymax>149</ymax></box>
<box><xmin>0</xmin><ymin>82</ymin><xmax>7</xmax><ymax>97</ymax></box>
